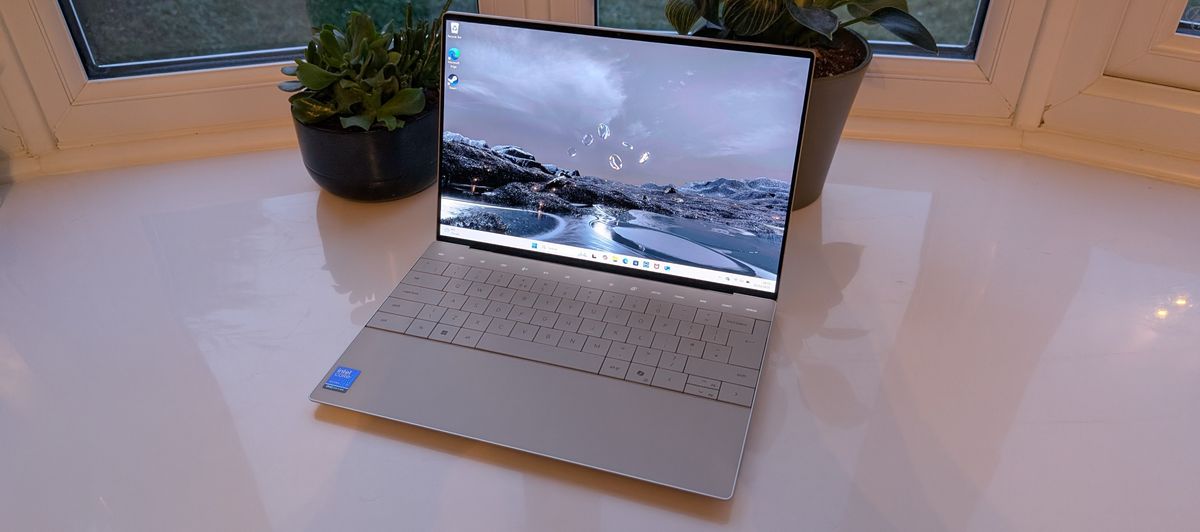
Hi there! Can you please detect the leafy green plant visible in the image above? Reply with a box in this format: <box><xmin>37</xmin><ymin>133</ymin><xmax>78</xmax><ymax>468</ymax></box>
<box><xmin>279</xmin><ymin>1</ymin><xmax>450</xmax><ymax>131</ymax></box>
<box><xmin>665</xmin><ymin>0</ymin><xmax>937</xmax><ymax>55</ymax></box>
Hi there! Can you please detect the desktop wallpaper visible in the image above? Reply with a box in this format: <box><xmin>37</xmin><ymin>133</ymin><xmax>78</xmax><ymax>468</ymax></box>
<box><xmin>439</xmin><ymin>21</ymin><xmax>811</xmax><ymax>281</ymax></box>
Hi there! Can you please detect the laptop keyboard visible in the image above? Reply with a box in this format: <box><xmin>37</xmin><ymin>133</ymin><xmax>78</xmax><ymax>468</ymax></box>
<box><xmin>364</xmin><ymin>253</ymin><xmax>771</xmax><ymax>408</ymax></box>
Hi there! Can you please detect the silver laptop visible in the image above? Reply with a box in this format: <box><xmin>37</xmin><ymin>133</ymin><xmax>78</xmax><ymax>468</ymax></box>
<box><xmin>311</xmin><ymin>12</ymin><xmax>814</xmax><ymax>499</ymax></box>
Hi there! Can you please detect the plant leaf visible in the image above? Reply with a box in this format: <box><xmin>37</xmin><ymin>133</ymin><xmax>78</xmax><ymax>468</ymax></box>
<box><xmin>277</xmin><ymin>80</ymin><xmax>304</xmax><ymax>92</ymax></box>
<box><xmin>339</xmin><ymin>113</ymin><xmax>375</xmax><ymax>131</ymax></box>
<box><xmin>296</xmin><ymin>61</ymin><xmax>340</xmax><ymax>90</ymax></box>
<box><xmin>378</xmin><ymin>87</ymin><xmax>425</xmax><ymax>117</ymax></box>
<box><xmin>280</xmin><ymin>64</ymin><xmax>298</xmax><ymax>76</ymax></box>
<box><xmin>316</xmin><ymin>29</ymin><xmax>344</xmax><ymax>68</ymax></box>
<box><xmin>723</xmin><ymin>0</ymin><xmax>784</xmax><ymax>37</ymax></box>
<box><xmin>378</xmin><ymin>115</ymin><xmax>405</xmax><ymax>131</ymax></box>
<box><xmin>870</xmin><ymin>6</ymin><xmax>937</xmax><ymax>52</ymax></box>
<box><xmin>785</xmin><ymin>4</ymin><xmax>839</xmax><ymax>40</ymax></box>
<box><xmin>696</xmin><ymin>0</ymin><xmax>721</xmax><ymax>24</ymax></box>
<box><xmin>665</xmin><ymin>0</ymin><xmax>702</xmax><ymax>35</ymax></box>
<box><xmin>847</xmin><ymin>0</ymin><xmax>908</xmax><ymax>19</ymax></box>
<box><xmin>291</xmin><ymin>96</ymin><xmax>337</xmax><ymax>124</ymax></box>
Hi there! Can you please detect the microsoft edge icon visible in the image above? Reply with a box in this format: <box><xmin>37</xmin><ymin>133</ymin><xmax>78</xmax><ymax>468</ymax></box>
<box><xmin>447</xmin><ymin>47</ymin><xmax>461</xmax><ymax>61</ymax></box>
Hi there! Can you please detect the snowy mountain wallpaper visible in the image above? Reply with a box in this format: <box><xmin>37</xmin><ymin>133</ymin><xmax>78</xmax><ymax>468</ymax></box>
<box><xmin>439</xmin><ymin>21</ymin><xmax>811</xmax><ymax>280</ymax></box>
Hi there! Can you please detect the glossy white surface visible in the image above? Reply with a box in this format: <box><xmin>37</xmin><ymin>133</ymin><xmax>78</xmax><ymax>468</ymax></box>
<box><xmin>2</xmin><ymin>142</ymin><xmax>1198</xmax><ymax>531</ymax></box>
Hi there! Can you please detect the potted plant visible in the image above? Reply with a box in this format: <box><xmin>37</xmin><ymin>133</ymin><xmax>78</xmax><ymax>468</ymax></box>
<box><xmin>664</xmin><ymin>0</ymin><xmax>937</xmax><ymax>209</ymax></box>
<box><xmin>279</xmin><ymin>2</ymin><xmax>450</xmax><ymax>201</ymax></box>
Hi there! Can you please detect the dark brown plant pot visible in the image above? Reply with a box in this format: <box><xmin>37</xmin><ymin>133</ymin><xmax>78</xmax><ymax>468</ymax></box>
<box><xmin>791</xmin><ymin>29</ymin><xmax>873</xmax><ymax>210</ymax></box>
<box><xmin>294</xmin><ymin>110</ymin><xmax>438</xmax><ymax>202</ymax></box>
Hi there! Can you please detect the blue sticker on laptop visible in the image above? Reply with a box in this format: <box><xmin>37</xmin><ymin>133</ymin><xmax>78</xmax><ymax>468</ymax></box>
<box><xmin>324</xmin><ymin>366</ymin><xmax>361</xmax><ymax>393</ymax></box>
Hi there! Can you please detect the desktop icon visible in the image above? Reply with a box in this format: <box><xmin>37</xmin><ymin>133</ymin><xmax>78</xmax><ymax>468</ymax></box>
<box><xmin>643</xmin><ymin>262</ymin><xmax>650</xmax><ymax>268</ymax></box>
<box><xmin>653</xmin><ymin>263</ymin><xmax>660</xmax><ymax>270</ymax></box>
<box><xmin>447</xmin><ymin>74</ymin><xmax>460</xmax><ymax>87</ymax></box>
<box><xmin>530</xmin><ymin>242</ymin><xmax>538</xmax><ymax>249</ymax></box>
<box><xmin>450</xmin><ymin>21</ymin><xmax>460</xmax><ymax>34</ymax></box>
<box><xmin>622</xmin><ymin>258</ymin><xmax>629</xmax><ymax>264</ymax></box>
<box><xmin>632</xmin><ymin>260</ymin><xmax>639</xmax><ymax>267</ymax></box>
<box><xmin>447</xmin><ymin>47</ymin><xmax>461</xmax><ymax>61</ymax></box>
<box><xmin>664</xmin><ymin>265</ymin><xmax>671</xmax><ymax>271</ymax></box>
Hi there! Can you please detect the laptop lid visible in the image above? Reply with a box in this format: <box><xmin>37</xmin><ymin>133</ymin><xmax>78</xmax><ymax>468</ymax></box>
<box><xmin>436</xmin><ymin>13</ymin><xmax>814</xmax><ymax>300</ymax></box>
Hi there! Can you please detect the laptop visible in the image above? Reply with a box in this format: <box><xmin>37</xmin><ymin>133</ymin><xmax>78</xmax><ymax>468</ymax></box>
<box><xmin>311</xmin><ymin>12</ymin><xmax>814</xmax><ymax>499</ymax></box>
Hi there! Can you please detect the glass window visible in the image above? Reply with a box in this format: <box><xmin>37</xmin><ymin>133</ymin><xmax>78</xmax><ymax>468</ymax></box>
<box><xmin>1182</xmin><ymin>0</ymin><xmax>1200</xmax><ymax>36</ymax></box>
<box><xmin>59</xmin><ymin>0</ymin><xmax>478</xmax><ymax>78</ymax></box>
<box><xmin>595</xmin><ymin>0</ymin><xmax>989</xmax><ymax>59</ymax></box>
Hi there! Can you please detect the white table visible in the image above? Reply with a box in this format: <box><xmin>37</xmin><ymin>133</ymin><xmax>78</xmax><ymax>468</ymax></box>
<box><xmin>2</xmin><ymin>141</ymin><xmax>1198</xmax><ymax>531</ymax></box>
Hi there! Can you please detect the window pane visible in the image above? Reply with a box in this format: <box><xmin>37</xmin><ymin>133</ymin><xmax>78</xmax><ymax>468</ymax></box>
<box><xmin>61</xmin><ymin>0</ymin><xmax>477</xmax><ymax>77</ymax></box>
<box><xmin>1182</xmin><ymin>0</ymin><xmax>1200</xmax><ymax>37</ymax></box>
<box><xmin>595</xmin><ymin>0</ymin><xmax>988</xmax><ymax>58</ymax></box>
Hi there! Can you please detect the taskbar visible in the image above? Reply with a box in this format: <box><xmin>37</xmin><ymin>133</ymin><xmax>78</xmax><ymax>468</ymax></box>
<box><xmin>439</xmin><ymin>224</ymin><xmax>775</xmax><ymax>293</ymax></box>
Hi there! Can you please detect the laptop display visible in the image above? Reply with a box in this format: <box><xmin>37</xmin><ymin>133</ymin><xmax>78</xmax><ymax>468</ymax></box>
<box><xmin>437</xmin><ymin>18</ymin><xmax>812</xmax><ymax>295</ymax></box>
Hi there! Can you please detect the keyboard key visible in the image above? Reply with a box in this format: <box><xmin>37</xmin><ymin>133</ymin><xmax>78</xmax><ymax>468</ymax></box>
<box><xmin>444</xmin><ymin>263</ymin><xmax>471</xmax><ymax>278</ymax></box>
<box><xmin>669</xmin><ymin>304</ymin><xmax>697</xmax><ymax>323</ymax></box>
<box><xmin>511</xmin><ymin>290</ymin><xmax>537</xmax><ymax>307</ymax></box>
<box><xmin>695</xmin><ymin>309</ymin><xmax>722</xmax><ymax>327</ymax></box>
<box><xmin>676</xmin><ymin>321</ymin><xmax>705</xmax><ymax>340</ymax></box>
<box><xmin>438</xmin><ymin>293</ymin><xmax>468</xmax><ymax>310</ymax></box>
<box><xmin>627</xmin><ymin>328</ymin><xmax>655</xmax><ymax>347</ymax></box>
<box><xmin>508</xmin><ymin>275</ymin><xmax>535</xmax><ymax>291</ymax></box>
<box><xmin>486</xmin><ymin>270</ymin><xmax>514</xmax><ymax>287</ymax></box>
<box><xmin>405</xmin><ymin>319</ymin><xmax>436</xmax><ymax>338</ymax></box>
<box><xmin>466</xmin><ymin>282</ymin><xmax>494</xmax><ymax>299</ymax></box>
<box><xmin>718</xmin><ymin>382</ymin><xmax>754</xmax><ymax>407</ymax></box>
<box><xmin>685</xmin><ymin>357</ymin><xmax>759</xmax><ymax>388</ymax></box>
<box><xmin>646</xmin><ymin>299</ymin><xmax>673</xmax><ymax>317</ymax></box>
<box><xmin>628</xmin><ymin>312</ymin><xmax>655</xmax><ymax>330</ymax></box>
<box><xmin>463</xmin><ymin>313</ymin><xmax>493</xmax><ymax>332</ymax></box>
<box><xmin>633</xmin><ymin>347</ymin><xmax>661</xmax><ymax>366</ymax></box>
<box><xmin>534</xmin><ymin>294</ymin><xmax>562</xmax><ymax>312</ymax></box>
<box><xmin>580</xmin><ymin>303</ymin><xmax>607</xmax><ymax>320</ymax></box>
<box><xmin>728</xmin><ymin>331</ymin><xmax>767</xmax><ymax>369</ymax></box>
<box><xmin>367</xmin><ymin>312</ymin><xmax>413</xmax><ymax>334</ymax></box>
<box><xmin>485</xmin><ymin>318</ymin><xmax>516</xmax><ymax>336</ymax></box>
<box><xmin>651</xmin><ymin>368</ymin><xmax>686</xmax><ymax>392</ymax></box>
<box><xmin>703</xmin><ymin>343</ymin><xmax>732</xmax><ymax>363</ymax></box>
<box><xmin>678</xmin><ymin>338</ymin><xmax>706</xmax><ymax>357</ymax></box>
<box><xmin>701</xmin><ymin>325</ymin><xmax>730</xmax><ymax>345</ymax></box>
<box><xmin>621</xmin><ymin>295</ymin><xmax>648</xmax><ymax>313</ymax></box>
<box><xmin>379</xmin><ymin>297</ymin><xmax>424</xmax><ymax>317</ymax></box>
<box><xmin>659</xmin><ymin>352</ymin><xmax>688</xmax><ymax>372</ymax></box>
<box><xmin>445</xmin><ymin>278</ymin><xmax>473</xmax><ymax>294</ymax></box>
<box><xmin>462</xmin><ymin>296</ymin><xmax>490</xmax><ymax>315</ymax></box>
<box><xmin>651</xmin><ymin>333</ymin><xmax>680</xmax><ymax>353</ymax></box>
<box><xmin>720</xmin><ymin>314</ymin><xmax>754</xmax><ymax>334</ymax></box>
<box><xmin>553</xmin><ymin>314</ymin><xmax>582</xmax><ymax>333</ymax></box>
<box><xmin>687</xmin><ymin>375</ymin><xmax>722</xmax><ymax>390</ymax></box>
<box><xmin>582</xmin><ymin>336</ymin><xmax>612</xmax><ymax>356</ymax></box>
<box><xmin>412</xmin><ymin>258</ymin><xmax>449</xmax><ymax>275</ymax></box>
<box><xmin>440</xmin><ymin>309</ymin><xmax>469</xmax><ymax>327</ymax></box>
<box><xmin>465</xmin><ymin>267</ymin><xmax>491</xmax><ymax>282</ymax></box>
<box><xmin>603</xmin><ymin>307</ymin><xmax>631</xmax><ymax>325</ymax></box>
<box><xmin>625</xmin><ymin>363</ymin><xmax>655</xmax><ymax>385</ymax></box>
<box><xmin>534</xmin><ymin>327</ymin><xmax>564</xmax><ymax>346</ymax></box>
<box><xmin>417</xmin><ymin>305</ymin><xmax>447</xmax><ymax>323</ymax></box>
<box><xmin>557</xmin><ymin>332</ymin><xmax>586</xmax><ymax>351</ymax></box>
<box><xmin>599</xmin><ymin>292</ymin><xmax>625</xmax><ymax>308</ymax></box>
<box><xmin>651</xmin><ymin>316</ymin><xmax>680</xmax><ymax>335</ymax></box>
<box><xmin>606</xmin><ymin>342</ymin><xmax>636</xmax><ymax>361</ymax></box>
<box><xmin>487</xmin><ymin>286</ymin><xmax>516</xmax><ymax>303</ymax></box>
<box><xmin>684</xmin><ymin>384</ymin><xmax>718</xmax><ymax>399</ymax></box>
<box><xmin>552</xmin><ymin>283</ymin><xmax>580</xmax><ymax>300</ymax></box>
<box><xmin>429</xmin><ymin>323</ymin><xmax>459</xmax><ymax>342</ymax></box>
<box><xmin>507</xmin><ymin>306</ymin><xmax>535</xmax><ymax>323</ymax></box>
<box><xmin>391</xmin><ymin>284</ymin><xmax>445</xmax><ymax>305</ymax></box>
<box><xmin>510</xmin><ymin>323</ymin><xmax>538</xmax><ymax>341</ymax></box>
<box><xmin>599</xmin><ymin>358</ymin><xmax>630</xmax><ymax>379</ymax></box>
<box><xmin>531</xmin><ymin>310</ymin><xmax>560</xmax><ymax>327</ymax></box>
<box><xmin>476</xmin><ymin>333</ymin><xmax>604</xmax><ymax>373</ymax></box>
<box><xmin>601</xmin><ymin>323</ymin><xmax>630</xmax><ymax>343</ymax></box>
<box><xmin>402</xmin><ymin>271</ymin><xmax>450</xmax><ymax>290</ymax></box>
<box><xmin>577</xmin><ymin>318</ymin><xmax>606</xmax><ymax>337</ymax></box>
<box><xmin>452</xmin><ymin>328</ymin><xmax>483</xmax><ymax>348</ymax></box>
<box><xmin>555</xmin><ymin>299</ymin><xmax>585</xmax><ymax>317</ymax></box>
<box><xmin>484</xmin><ymin>301</ymin><xmax>514</xmax><ymax>319</ymax></box>
<box><xmin>575</xmin><ymin>287</ymin><xmax>603</xmax><ymax>304</ymax></box>
<box><xmin>531</xmin><ymin>278</ymin><xmax>558</xmax><ymax>295</ymax></box>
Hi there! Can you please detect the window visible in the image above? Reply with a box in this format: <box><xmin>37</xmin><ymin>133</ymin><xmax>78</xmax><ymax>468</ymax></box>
<box><xmin>595</xmin><ymin>0</ymin><xmax>990</xmax><ymax>59</ymax></box>
<box><xmin>1183</xmin><ymin>0</ymin><xmax>1200</xmax><ymax>36</ymax></box>
<box><xmin>59</xmin><ymin>0</ymin><xmax>478</xmax><ymax>78</ymax></box>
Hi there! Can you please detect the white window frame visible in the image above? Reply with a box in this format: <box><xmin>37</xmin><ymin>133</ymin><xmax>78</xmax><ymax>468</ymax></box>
<box><xmin>1106</xmin><ymin>0</ymin><xmax>1200</xmax><ymax>91</ymax></box>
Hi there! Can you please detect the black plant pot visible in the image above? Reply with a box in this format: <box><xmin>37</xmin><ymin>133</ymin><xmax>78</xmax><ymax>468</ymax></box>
<box><xmin>294</xmin><ymin>110</ymin><xmax>438</xmax><ymax>202</ymax></box>
<box><xmin>791</xmin><ymin>30</ymin><xmax>873</xmax><ymax>210</ymax></box>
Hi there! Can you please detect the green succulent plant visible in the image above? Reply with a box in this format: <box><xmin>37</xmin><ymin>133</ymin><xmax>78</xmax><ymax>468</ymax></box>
<box><xmin>665</xmin><ymin>0</ymin><xmax>937</xmax><ymax>55</ymax></box>
<box><xmin>279</xmin><ymin>1</ymin><xmax>451</xmax><ymax>131</ymax></box>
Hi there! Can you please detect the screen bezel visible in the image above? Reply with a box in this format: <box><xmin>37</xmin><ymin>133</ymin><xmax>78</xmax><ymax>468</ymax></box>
<box><xmin>436</xmin><ymin>12</ymin><xmax>815</xmax><ymax>301</ymax></box>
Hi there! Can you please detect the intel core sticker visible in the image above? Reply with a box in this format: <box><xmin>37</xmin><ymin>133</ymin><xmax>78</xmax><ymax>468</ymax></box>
<box><xmin>324</xmin><ymin>366</ymin><xmax>361</xmax><ymax>393</ymax></box>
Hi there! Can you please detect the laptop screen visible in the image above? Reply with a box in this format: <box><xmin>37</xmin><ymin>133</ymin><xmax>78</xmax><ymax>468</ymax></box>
<box><xmin>437</xmin><ymin>16</ymin><xmax>812</xmax><ymax>296</ymax></box>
